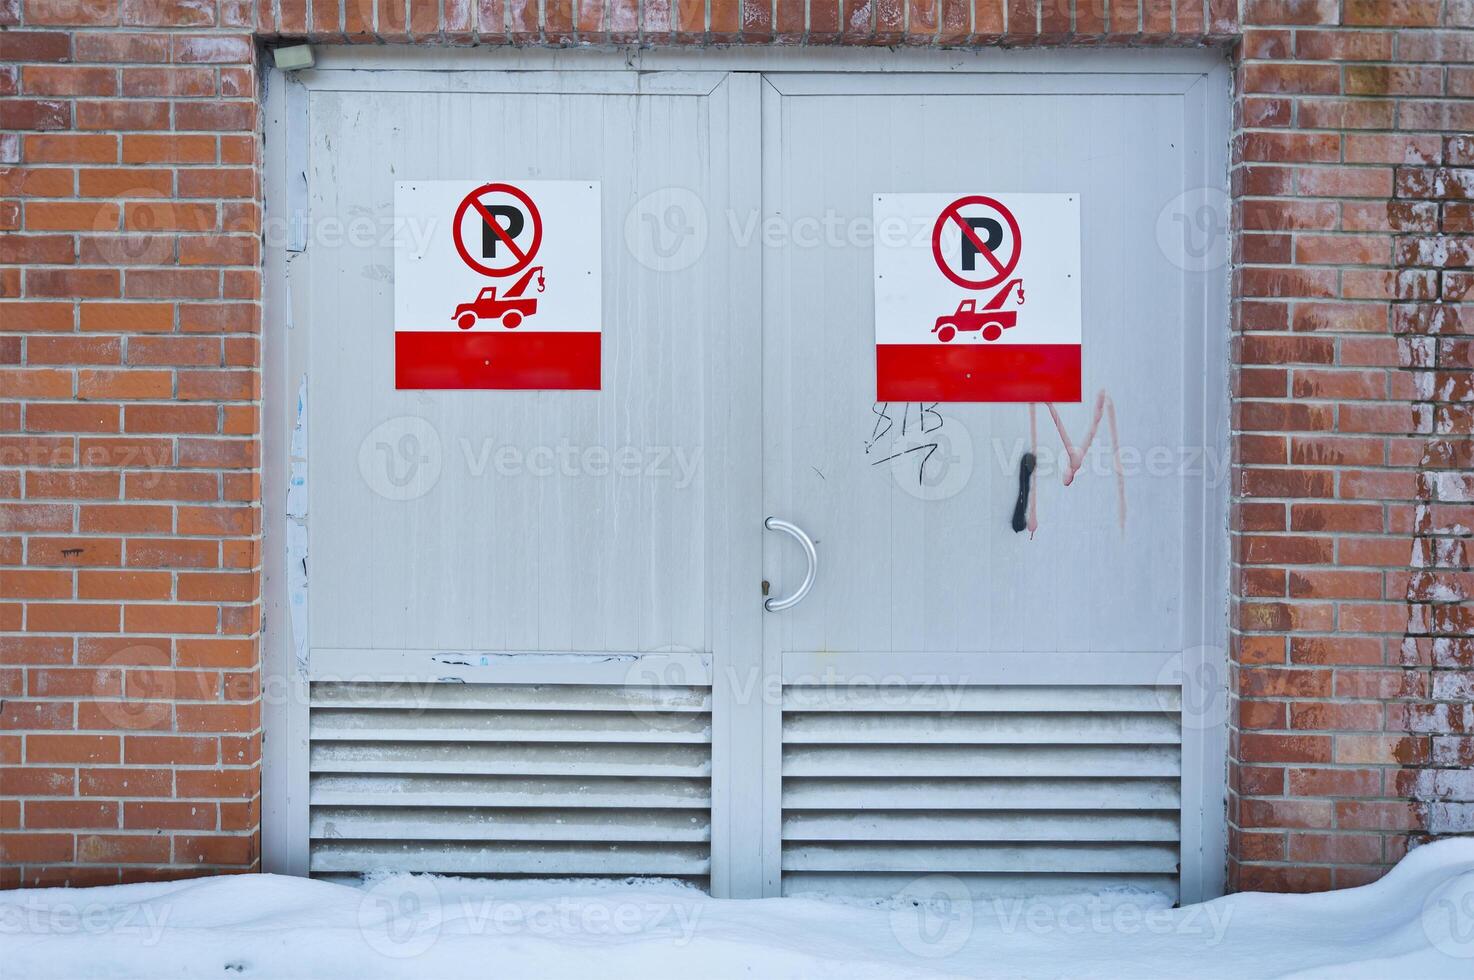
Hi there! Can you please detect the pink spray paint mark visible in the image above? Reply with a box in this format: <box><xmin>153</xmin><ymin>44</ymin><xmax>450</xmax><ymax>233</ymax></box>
<box><xmin>1026</xmin><ymin>390</ymin><xmax>1126</xmax><ymax>537</ymax></box>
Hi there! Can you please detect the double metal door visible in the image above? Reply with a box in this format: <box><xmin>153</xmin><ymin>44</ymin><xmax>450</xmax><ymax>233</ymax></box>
<box><xmin>267</xmin><ymin>51</ymin><xmax>1229</xmax><ymax>902</ymax></box>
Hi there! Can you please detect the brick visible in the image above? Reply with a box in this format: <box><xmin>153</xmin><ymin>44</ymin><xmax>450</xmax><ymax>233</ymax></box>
<box><xmin>22</xmin><ymin>133</ymin><xmax>115</xmax><ymax>164</ymax></box>
<box><xmin>1240</xmin><ymin>797</ymin><xmax>1335</xmax><ymax>829</ymax></box>
<box><xmin>121</xmin><ymin>801</ymin><xmax>214</xmax><ymax>830</ymax></box>
<box><xmin>175</xmin><ymin>833</ymin><xmax>254</xmax><ymax>866</ymax></box>
<box><xmin>0</xmin><ymin>167</ymin><xmax>72</xmax><ymax>197</ymax></box>
<box><xmin>79</xmin><ymin>503</ymin><xmax>171</xmax><ymax>533</ymax></box>
<box><xmin>21</xmin><ymin>65</ymin><xmax>115</xmax><ymax>96</ymax></box>
<box><xmin>169</xmin><ymin>34</ymin><xmax>252</xmax><ymax>63</ymax></box>
<box><xmin>1336</xmin><ymin>734</ymin><xmax>1426</xmax><ymax>766</ymax></box>
<box><xmin>121</xmin><ymin>134</ymin><xmax>215</xmax><ymax>165</ymax></box>
<box><xmin>1240</xmin><ymin>131</ymin><xmax>1340</xmax><ymax>164</ymax></box>
<box><xmin>125</xmin><ymin>268</ymin><xmax>220</xmax><ymax>299</ymax></box>
<box><xmin>1290</xmin><ymin>699</ymin><xmax>1383</xmax><ymax>729</ymax></box>
<box><xmin>26</xmin><ymin>267</ymin><xmax>120</xmax><ymax>297</ymax></box>
<box><xmin>2</xmin><ymin>766</ymin><xmax>78</xmax><ymax>795</ymax></box>
<box><xmin>124</xmin><ymin>538</ymin><xmax>217</xmax><ymax>569</ymax></box>
<box><xmin>1244</xmin><ymin>733</ymin><xmax>1338</xmax><ymax>772</ymax></box>
<box><xmin>124</xmin><ymin>403</ymin><xmax>217</xmax><ymax>433</ymax></box>
<box><xmin>25</xmin><ymin>801</ymin><xmax>118</xmax><ymax>830</ymax></box>
<box><xmin>27</xmin><ymin>734</ymin><xmax>120</xmax><ymax>764</ymax></box>
<box><xmin>0</xmin><ymin>98</ymin><xmax>70</xmax><ymax>131</ymax></box>
<box><xmin>1287</xmin><ymin>833</ymin><xmax>1383</xmax><ymax>865</ymax></box>
<box><xmin>176</xmin><ymin>701</ymin><xmax>254</xmax><ymax>733</ymax></box>
<box><xmin>176</xmin><ymin>638</ymin><xmax>253</xmax><ymax>669</ymax></box>
<box><xmin>25</xmin><ymin>537</ymin><xmax>122</xmax><ymax>567</ymax></box>
<box><xmin>77</xmin><ymin>569</ymin><xmax>170</xmax><ymax>600</ymax></box>
<box><xmin>73</xmin><ymin>31</ymin><xmax>169</xmax><ymax>61</ymax></box>
<box><xmin>79</xmin><ymin>301</ymin><xmax>173</xmax><ymax>333</ymax></box>
<box><xmin>122</xmin><ymin>603</ymin><xmax>217</xmax><ymax>633</ymax></box>
<box><xmin>80</xmin><ymin>766</ymin><xmax>173</xmax><ymax>797</ymax></box>
<box><xmin>120</xmin><ymin>66</ymin><xmax>213</xmax><ymax>97</ymax></box>
<box><xmin>0</xmin><ymin>30</ymin><xmax>72</xmax><ymax>61</ymax></box>
<box><xmin>1341</xmin><ymin>0</ymin><xmax>1440</xmax><ymax>28</ymax></box>
<box><xmin>0</xmin><ymin>568</ymin><xmax>71</xmax><ymax>598</ymax></box>
<box><xmin>124</xmin><ymin>471</ymin><xmax>216</xmax><ymax>501</ymax></box>
<box><xmin>76</xmin><ymin>369</ymin><xmax>171</xmax><ymax>399</ymax></box>
<box><xmin>76</xmin><ymin>100</ymin><xmax>170</xmax><ymax>132</ymax></box>
<box><xmin>124</xmin><ymin>735</ymin><xmax>214</xmax><ymax>766</ymax></box>
<box><xmin>76</xmin><ymin>833</ymin><xmax>169</xmax><ymax>863</ymax></box>
<box><xmin>0</xmin><ymin>833</ymin><xmax>75</xmax><ymax>863</ymax></box>
<box><xmin>1243</xmin><ymin>63</ymin><xmax>1340</xmax><ymax>95</ymax></box>
<box><xmin>26</xmin><ymin>601</ymin><xmax>120</xmax><ymax>632</ymax></box>
<box><xmin>28</xmin><ymin>335</ymin><xmax>122</xmax><ymax>364</ymax></box>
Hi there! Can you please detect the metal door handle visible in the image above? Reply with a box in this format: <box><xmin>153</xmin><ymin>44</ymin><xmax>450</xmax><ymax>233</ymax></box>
<box><xmin>764</xmin><ymin>517</ymin><xmax>817</xmax><ymax>612</ymax></box>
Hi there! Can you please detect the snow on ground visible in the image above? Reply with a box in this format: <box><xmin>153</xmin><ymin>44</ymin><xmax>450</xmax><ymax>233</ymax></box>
<box><xmin>5</xmin><ymin>838</ymin><xmax>1474</xmax><ymax>979</ymax></box>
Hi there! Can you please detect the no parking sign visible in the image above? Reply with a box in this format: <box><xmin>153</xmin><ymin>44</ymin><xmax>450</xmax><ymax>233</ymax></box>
<box><xmin>873</xmin><ymin>192</ymin><xmax>1081</xmax><ymax>403</ymax></box>
<box><xmin>394</xmin><ymin>180</ymin><xmax>602</xmax><ymax>390</ymax></box>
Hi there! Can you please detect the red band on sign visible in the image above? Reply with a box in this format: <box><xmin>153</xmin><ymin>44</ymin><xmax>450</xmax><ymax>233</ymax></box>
<box><xmin>396</xmin><ymin>332</ymin><xmax>601</xmax><ymax>390</ymax></box>
<box><xmin>876</xmin><ymin>344</ymin><xmax>1081</xmax><ymax>403</ymax></box>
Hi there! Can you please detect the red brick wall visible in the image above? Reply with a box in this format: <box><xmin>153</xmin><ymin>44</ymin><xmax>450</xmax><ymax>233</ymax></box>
<box><xmin>1</xmin><ymin>2</ymin><xmax>263</xmax><ymax>886</ymax></box>
<box><xmin>1</xmin><ymin>0</ymin><xmax>1469</xmax><ymax>892</ymax></box>
<box><xmin>1228</xmin><ymin>0</ymin><xmax>1474</xmax><ymax>892</ymax></box>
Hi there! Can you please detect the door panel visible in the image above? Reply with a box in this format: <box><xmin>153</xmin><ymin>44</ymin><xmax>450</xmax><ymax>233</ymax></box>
<box><xmin>759</xmin><ymin>73</ymin><xmax>1226</xmax><ymax>899</ymax></box>
<box><xmin>762</xmin><ymin>81</ymin><xmax>1190</xmax><ymax>654</ymax></box>
<box><xmin>310</xmin><ymin>80</ymin><xmax>730</xmax><ymax>654</ymax></box>
<box><xmin>303</xmin><ymin>73</ymin><xmax>762</xmax><ymax>890</ymax></box>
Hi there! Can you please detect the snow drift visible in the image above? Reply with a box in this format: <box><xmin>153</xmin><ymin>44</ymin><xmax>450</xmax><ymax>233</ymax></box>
<box><xmin>4</xmin><ymin>838</ymin><xmax>1474</xmax><ymax>978</ymax></box>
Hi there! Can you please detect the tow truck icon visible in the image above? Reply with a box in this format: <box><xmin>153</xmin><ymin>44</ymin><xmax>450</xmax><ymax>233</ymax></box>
<box><xmin>932</xmin><ymin>278</ymin><xmax>1025</xmax><ymax>343</ymax></box>
<box><xmin>453</xmin><ymin>265</ymin><xmax>545</xmax><ymax>330</ymax></box>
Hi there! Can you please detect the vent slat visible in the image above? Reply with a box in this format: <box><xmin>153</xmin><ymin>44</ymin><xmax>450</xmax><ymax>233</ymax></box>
<box><xmin>311</xmin><ymin>682</ymin><xmax>712</xmax><ymax>712</ymax></box>
<box><xmin>310</xmin><ymin>841</ymin><xmax>710</xmax><ymax>875</ymax></box>
<box><xmin>783</xmin><ymin>711</ymin><xmax>1180</xmax><ymax>744</ymax></box>
<box><xmin>782</xmin><ymin>810</ymin><xmax>1179</xmax><ymax>843</ymax></box>
<box><xmin>784</xmin><ymin>777</ymin><xmax>1179</xmax><ymax>811</ymax></box>
<box><xmin>782</xmin><ymin>842</ymin><xmax>1181</xmax><ymax>874</ymax></box>
<box><xmin>312</xmin><ymin>773</ymin><xmax>712</xmax><ymax>808</ymax></box>
<box><xmin>782</xmin><ymin>873</ymin><xmax>1180</xmax><ymax>903</ymax></box>
<box><xmin>783</xmin><ymin>686</ymin><xmax>1180</xmax><ymax>713</ymax></box>
<box><xmin>311</xmin><ymin>708</ymin><xmax>712</xmax><ymax>743</ymax></box>
<box><xmin>311</xmin><ymin>741</ymin><xmax>712</xmax><ymax>777</ymax></box>
<box><xmin>312</xmin><ymin>807</ymin><xmax>710</xmax><ymax>842</ymax></box>
<box><xmin>783</xmin><ymin>744</ymin><xmax>1180</xmax><ymax>778</ymax></box>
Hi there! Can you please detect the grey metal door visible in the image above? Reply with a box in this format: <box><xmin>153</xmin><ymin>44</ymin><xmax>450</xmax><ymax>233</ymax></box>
<box><xmin>272</xmin><ymin>67</ymin><xmax>763</xmax><ymax>895</ymax></box>
<box><xmin>756</xmin><ymin>69</ymin><xmax>1229</xmax><ymax>902</ymax></box>
<box><xmin>266</xmin><ymin>51</ymin><xmax>1228</xmax><ymax>902</ymax></box>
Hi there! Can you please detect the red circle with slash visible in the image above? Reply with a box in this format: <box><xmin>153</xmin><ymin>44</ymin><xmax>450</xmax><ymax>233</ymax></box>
<box><xmin>931</xmin><ymin>195</ymin><xmax>1021</xmax><ymax>290</ymax></box>
<box><xmin>453</xmin><ymin>182</ymin><xmax>543</xmax><ymax>278</ymax></box>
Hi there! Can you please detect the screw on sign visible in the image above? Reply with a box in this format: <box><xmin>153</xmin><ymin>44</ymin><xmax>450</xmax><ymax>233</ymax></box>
<box><xmin>450</xmin><ymin>182</ymin><xmax>547</xmax><ymax>330</ymax></box>
<box><xmin>929</xmin><ymin>195</ymin><xmax>1025</xmax><ymax>344</ymax></box>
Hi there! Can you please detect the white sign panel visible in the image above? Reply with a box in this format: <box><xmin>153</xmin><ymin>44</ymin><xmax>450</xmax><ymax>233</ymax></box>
<box><xmin>394</xmin><ymin>180</ymin><xmax>602</xmax><ymax>390</ymax></box>
<box><xmin>872</xmin><ymin>192</ymin><xmax>1081</xmax><ymax>402</ymax></box>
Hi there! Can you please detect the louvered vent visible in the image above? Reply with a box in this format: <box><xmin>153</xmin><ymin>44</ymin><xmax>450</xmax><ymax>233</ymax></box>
<box><xmin>308</xmin><ymin>679</ymin><xmax>712</xmax><ymax>881</ymax></box>
<box><xmin>780</xmin><ymin>682</ymin><xmax>1182</xmax><ymax>901</ymax></box>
